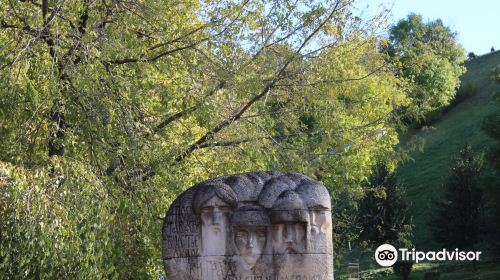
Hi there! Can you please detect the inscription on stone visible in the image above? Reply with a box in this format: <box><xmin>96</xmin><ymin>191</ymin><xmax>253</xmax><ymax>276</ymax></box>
<box><xmin>162</xmin><ymin>172</ymin><xmax>334</xmax><ymax>280</ymax></box>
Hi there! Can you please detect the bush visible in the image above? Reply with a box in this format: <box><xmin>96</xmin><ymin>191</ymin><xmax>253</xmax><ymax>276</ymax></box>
<box><xmin>418</xmin><ymin>80</ymin><xmax>479</xmax><ymax>126</ymax></box>
<box><xmin>424</xmin><ymin>271</ymin><xmax>441</xmax><ymax>280</ymax></box>
<box><xmin>443</xmin><ymin>80</ymin><xmax>480</xmax><ymax>113</ymax></box>
<box><xmin>455</xmin><ymin>80</ymin><xmax>479</xmax><ymax>103</ymax></box>
<box><xmin>422</xmin><ymin>109</ymin><xmax>444</xmax><ymax>126</ymax></box>
<box><xmin>357</xmin><ymin>164</ymin><xmax>413</xmax><ymax>248</ymax></box>
<box><xmin>492</xmin><ymin>65</ymin><xmax>500</xmax><ymax>82</ymax></box>
<box><xmin>392</xmin><ymin>261</ymin><xmax>413</xmax><ymax>280</ymax></box>
<box><xmin>429</xmin><ymin>144</ymin><xmax>483</xmax><ymax>249</ymax></box>
<box><xmin>0</xmin><ymin>160</ymin><xmax>168</xmax><ymax>279</ymax></box>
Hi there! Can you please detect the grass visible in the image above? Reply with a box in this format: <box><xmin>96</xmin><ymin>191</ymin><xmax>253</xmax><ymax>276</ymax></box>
<box><xmin>396</xmin><ymin>50</ymin><xmax>500</xmax><ymax>249</ymax></box>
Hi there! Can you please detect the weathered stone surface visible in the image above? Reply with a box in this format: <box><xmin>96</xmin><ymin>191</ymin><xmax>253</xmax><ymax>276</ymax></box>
<box><xmin>162</xmin><ymin>172</ymin><xmax>334</xmax><ymax>280</ymax></box>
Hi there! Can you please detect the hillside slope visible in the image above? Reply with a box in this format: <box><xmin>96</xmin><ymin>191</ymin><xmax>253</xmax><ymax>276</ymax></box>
<box><xmin>397</xmin><ymin>50</ymin><xmax>500</xmax><ymax>249</ymax></box>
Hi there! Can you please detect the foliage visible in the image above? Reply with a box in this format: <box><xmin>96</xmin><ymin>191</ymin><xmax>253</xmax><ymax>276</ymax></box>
<box><xmin>446</xmin><ymin>80</ymin><xmax>479</xmax><ymax>110</ymax></box>
<box><xmin>0</xmin><ymin>0</ymin><xmax>409</xmax><ymax>277</ymax></box>
<box><xmin>392</xmin><ymin>261</ymin><xmax>413</xmax><ymax>280</ymax></box>
<box><xmin>387</xmin><ymin>14</ymin><xmax>466</xmax><ymax>121</ymax></box>
<box><xmin>429</xmin><ymin>144</ymin><xmax>483</xmax><ymax>250</ymax></box>
<box><xmin>356</xmin><ymin>163</ymin><xmax>413</xmax><ymax>248</ymax></box>
<box><xmin>414</xmin><ymin>80</ymin><xmax>479</xmax><ymax>126</ymax></box>
<box><xmin>1</xmin><ymin>161</ymin><xmax>120</xmax><ymax>278</ymax></box>
<box><xmin>491</xmin><ymin>65</ymin><xmax>500</xmax><ymax>87</ymax></box>
<box><xmin>420</xmin><ymin>80</ymin><xmax>482</xmax><ymax>124</ymax></box>
<box><xmin>331</xmin><ymin>182</ymin><xmax>364</xmax><ymax>255</ymax></box>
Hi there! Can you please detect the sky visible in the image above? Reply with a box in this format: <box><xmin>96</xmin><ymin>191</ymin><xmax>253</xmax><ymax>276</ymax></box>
<box><xmin>360</xmin><ymin>0</ymin><xmax>500</xmax><ymax>55</ymax></box>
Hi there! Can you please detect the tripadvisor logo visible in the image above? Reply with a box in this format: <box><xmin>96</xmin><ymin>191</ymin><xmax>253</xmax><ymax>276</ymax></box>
<box><xmin>374</xmin><ymin>244</ymin><xmax>482</xmax><ymax>267</ymax></box>
<box><xmin>375</xmin><ymin>244</ymin><xmax>398</xmax><ymax>267</ymax></box>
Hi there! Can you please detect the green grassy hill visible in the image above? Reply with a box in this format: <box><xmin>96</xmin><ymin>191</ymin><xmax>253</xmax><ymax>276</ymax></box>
<box><xmin>397</xmin><ymin>50</ymin><xmax>500</xmax><ymax>249</ymax></box>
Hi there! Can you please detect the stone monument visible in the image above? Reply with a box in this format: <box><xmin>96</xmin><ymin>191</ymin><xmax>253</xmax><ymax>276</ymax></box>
<box><xmin>162</xmin><ymin>172</ymin><xmax>333</xmax><ymax>280</ymax></box>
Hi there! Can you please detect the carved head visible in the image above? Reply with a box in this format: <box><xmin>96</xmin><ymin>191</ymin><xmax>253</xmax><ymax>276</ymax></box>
<box><xmin>258</xmin><ymin>176</ymin><xmax>297</xmax><ymax>208</ymax></box>
<box><xmin>231</xmin><ymin>205</ymin><xmax>270</xmax><ymax>268</ymax></box>
<box><xmin>271</xmin><ymin>191</ymin><xmax>309</xmax><ymax>254</ymax></box>
<box><xmin>193</xmin><ymin>183</ymin><xmax>237</xmax><ymax>255</ymax></box>
<box><xmin>295</xmin><ymin>182</ymin><xmax>331</xmax><ymax>236</ymax></box>
<box><xmin>295</xmin><ymin>181</ymin><xmax>331</xmax><ymax>210</ymax></box>
<box><xmin>193</xmin><ymin>183</ymin><xmax>237</xmax><ymax>229</ymax></box>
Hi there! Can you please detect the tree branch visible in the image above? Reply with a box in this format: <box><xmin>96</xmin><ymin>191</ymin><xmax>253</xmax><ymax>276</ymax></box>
<box><xmin>151</xmin><ymin>80</ymin><xmax>225</xmax><ymax>134</ymax></box>
<box><xmin>197</xmin><ymin>131</ymin><xmax>311</xmax><ymax>149</ymax></box>
<box><xmin>0</xmin><ymin>20</ymin><xmax>18</xmax><ymax>29</ymax></box>
<box><xmin>152</xmin><ymin>107</ymin><xmax>197</xmax><ymax>134</ymax></box>
<box><xmin>174</xmin><ymin>1</ymin><xmax>343</xmax><ymax>162</ymax></box>
<box><xmin>274</xmin><ymin>63</ymin><xmax>387</xmax><ymax>88</ymax></box>
<box><xmin>107</xmin><ymin>0</ymin><xmax>250</xmax><ymax>65</ymax></box>
<box><xmin>149</xmin><ymin>24</ymin><xmax>208</xmax><ymax>51</ymax></box>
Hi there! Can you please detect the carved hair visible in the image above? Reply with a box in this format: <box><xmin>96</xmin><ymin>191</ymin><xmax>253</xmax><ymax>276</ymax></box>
<box><xmin>257</xmin><ymin>176</ymin><xmax>297</xmax><ymax>208</ymax></box>
<box><xmin>270</xmin><ymin>190</ymin><xmax>309</xmax><ymax>223</ymax></box>
<box><xmin>295</xmin><ymin>181</ymin><xmax>331</xmax><ymax>210</ymax></box>
<box><xmin>231</xmin><ymin>205</ymin><xmax>270</xmax><ymax>227</ymax></box>
<box><xmin>192</xmin><ymin>182</ymin><xmax>237</xmax><ymax>214</ymax></box>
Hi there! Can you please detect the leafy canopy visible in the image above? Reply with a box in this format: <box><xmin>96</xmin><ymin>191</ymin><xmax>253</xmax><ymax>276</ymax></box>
<box><xmin>1</xmin><ymin>0</ymin><xmax>409</xmax><ymax>278</ymax></box>
<box><xmin>357</xmin><ymin>163</ymin><xmax>413</xmax><ymax>248</ymax></box>
<box><xmin>387</xmin><ymin>14</ymin><xmax>466</xmax><ymax>120</ymax></box>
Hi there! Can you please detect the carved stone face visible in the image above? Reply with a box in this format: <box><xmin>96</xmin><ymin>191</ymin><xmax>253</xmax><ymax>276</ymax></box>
<box><xmin>309</xmin><ymin>207</ymin><xmax>330</xmax><ymax>236</ymax></box>
<box><xmin>200</xmin><ymin>196</ymin><xmax>232</xmax><ymax>255</ymax></box>
<box><xmin>200</xmin><ymin>196</ymin><xmax>232</xmax><ymax>230</ymax></box>
<box><xmin>308</xmin><ymin>207</ymin><xmax>332</xmax><ymax>253</ymax></box>
<box><xmin>272</xmin><ymin>222</ymin><xmax>306</xmax><ymax>254</ymax></box>
<box><xmin>234</xmin><ymin>226</ymin><xmax>267</xmax><ymax>267</ymax></box>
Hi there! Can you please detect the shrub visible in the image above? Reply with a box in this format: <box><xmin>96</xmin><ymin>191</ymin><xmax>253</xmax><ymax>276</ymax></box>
<box><xmin>456</xmin><ymin>80</ymin><xmax>479</xmax><ymax>102</ymax></box>
<box><xmin>357</xmin><ymin>164</ymin><xmax>413</xmax><ymax>248</ymax></box>
<box><xmin>0</xmin><ymin>160</ymin><xmax>168</xmax><ymax>279</ymax></box>
<box><xmin>422</xmin><ymin>109</ymin><xmax>444</xmax><ymax>126</ymax></box>
<box><xmin>392</xmin><ymin>261</ymin><xmax>413</xmax><ymax>280</ymax></box>
<box><xmin>442</xmin><ymin>80</ymin><xmax>480</xmax><ymax>114</ymax></box>
<box><xmin>492</xmin><ymin>65</ymin><xmax>500</xmax><ymax>82</ymax></box>
<box><xmin>429</xmin><ymin>144</ymin><xmax>483</xmax><ymax>249</ymax></box>
<box><xmin>418</xmin><ymin>80</ymin><xmax>479</xmax><ymax>126</ymax></box>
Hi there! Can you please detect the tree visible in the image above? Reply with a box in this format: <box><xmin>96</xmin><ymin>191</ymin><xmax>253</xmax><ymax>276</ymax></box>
<box><xmin>0</xmin><ymin>0</ymin><xmax>409</xmax><ymax>278</ymax></box>
<box><xmin>387</xmin><ymin>14</ymin><xmax>466</xmax><ymax>122</ymax></box>
<box><xmin>429</xmin><ymin>144</ymin><xmax>483</xmax><ymax>249</ymax></box>
<box><xmin>357</xmin><ymin>163</ymin><xmax>413</xmax><ymax>248</ymax></box>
